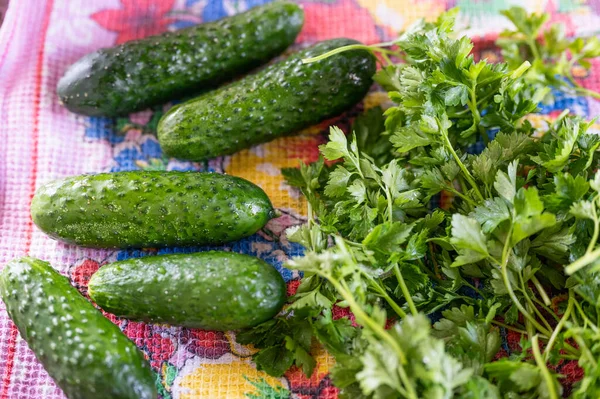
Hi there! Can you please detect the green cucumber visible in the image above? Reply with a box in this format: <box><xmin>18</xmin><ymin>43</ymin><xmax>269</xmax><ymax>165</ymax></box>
<box><xmin>30</xmin><ymin>171</ymin><xmax>275</xmax><ymax>248</ymax></box>
<box><xmin>157</xmin><ymin>38</ymin><xmax>376</xmax><ymax>161</ymax></box>
<box><xmin>57</xmin><ymin>1</ymin><xmax>304</xmax><ymax>116</ymax></box>
<box><xmin>0</xmin><ymin>257</ymin><xmax>156</xmax><ymax>399</ymax></box>
<box><xmin>88</xmin><ymin>251</ymin><xmax>286</xmax><ymax>330</ymax></box>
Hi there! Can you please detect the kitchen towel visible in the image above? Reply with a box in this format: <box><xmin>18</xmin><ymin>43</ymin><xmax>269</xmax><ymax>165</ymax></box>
<box><xmin>1</xmin><ymin>0</ymin><xmax>599</xmax><ymax>398</ymax></box>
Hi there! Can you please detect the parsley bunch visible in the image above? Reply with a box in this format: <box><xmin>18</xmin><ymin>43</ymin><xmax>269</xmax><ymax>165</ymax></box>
<box><xmin>497</xmin><ymin>7</ymin><xmax>600</xmax><ymax>101</ymax></box>
<box><xmin>238</xmin><ymin>7</ymin><xmax>600</xmax><ymax>398</ymax></box>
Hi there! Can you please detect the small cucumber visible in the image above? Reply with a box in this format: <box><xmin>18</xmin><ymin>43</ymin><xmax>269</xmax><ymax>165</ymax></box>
<box><xmin>157</xmin><ymin>38</ymin><xmax>376</xmax><ymax>161</ymax></box>
<box><xmin>57</xmin><ymin>1</ymin><xmax>304</xmax><ymax>116</ymax></box>
<box><xmin>88</xmin><ymin>251</ymin><xmax>287</xmax><ymax>330</ymax></box>
<box><xmin>31</xmin><ymin>171</ymin><xmax>275</xmax><ymax>248</ymax></box>
<box><xmin>0</xmin><ymin>257</ymin><xmax>156</xmax><ymax>399</ymax></box>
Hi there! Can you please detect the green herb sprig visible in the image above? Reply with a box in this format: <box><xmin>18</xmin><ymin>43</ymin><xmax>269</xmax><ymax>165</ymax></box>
<box><xmin>239</xmin><ymin>7</ymin><xmax>600</xmax><ymax>398</ymax></box>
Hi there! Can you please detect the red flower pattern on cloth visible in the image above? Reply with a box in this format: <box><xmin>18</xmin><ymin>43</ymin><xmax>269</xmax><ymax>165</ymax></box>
<box><xmin>318</xmin><ymin>385</ymin><xmax>340</xmax><ymax>398</ymax></box>
<box><xmin>123</xmin><ymin>321</ymin><xmax>177</xmax><ymax>369</ymax></box>
<box><xmin>286</xmin><ymin>280</ymin><xmax>301</xmax><ymax>297</ymax></box>
<box><xmin>286</xmin><ymin>135</ymin><xmax>327</xmax><ymax>164</ymax></box>
<box><xmin>505</xmin><ymin>329</ymin><xmax>524</xmax><ymax>353</ymax></box>
<box><xmin>69</xmin><ymin>258</ymin><xmax>124</xmax><ymax>325</ymax></box>
<box><xmin>287</xmin><ymin>366</ymin><xmax>336</xmax><ymax>397</ymax></box>
<box><xmin>332</xmin><ymin>304</ymin><xmax>357</xmax><ymax>326</ymax></box>
<box><xmin>560</xmin><ymin>360</ymin><xmax>585</xmax><ymax>395</ymax></box>
<box><xmin>298</xmin><ymin>0</ymin><xmax>382</xmax><ymax>44</ymax></box>
<box><xmin>179</xmin><ymin>329</ymin><xmax>230</xmax><ymax>359</ymax></box>
<box><xmin>92</xmin><ymin>0</ymin><xmax>176</xmax><ymax>44</ymax></box>
<box><xmin>69</xmin><ymin>258</ymin><xmax>101</xmax><ymax>296</ymax></box>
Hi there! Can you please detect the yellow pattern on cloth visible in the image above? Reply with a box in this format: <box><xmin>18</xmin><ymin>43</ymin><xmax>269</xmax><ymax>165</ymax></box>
<box><xmin>356</xmin><ymin>0</ymin><xmax>445</xmax><ymax>31</ymax></box>
<box><xmin>175</xmin><ymin>359</ymin><xmax>287</xmax><ymax>399</ymax></box>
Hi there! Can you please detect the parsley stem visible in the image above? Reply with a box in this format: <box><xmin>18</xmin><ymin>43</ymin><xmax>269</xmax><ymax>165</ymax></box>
<box><xmin>440</xmin><ymin>128</ymin><xmax>485</xmax><ymax>202</ymax></box>
<box><xmin>330</xmin><ymin>278</ymin><xmax>418</xmax><ymax>399</ymax></box>
<box><xmin>515</xmin><ymin>290</ymin><xmax>552</xmax><ymax>337</ymax></box>
<box><xmin>302</xmin><ymin>44</ymin><xmax>398</xmax><ymax>64</ymax></box>
<box><xmin>333</xmin><ymin>239</ymin><xmax>411</xmax><ymax>362</ymax></box>
<box><xmin>448</xmin><ymin>90</ymin><xmax>497</xmax><ymax>118</ymax></box>
<box><xmin>519</xmin><ymin>274</ymin><xmax>553</xmax><ymax>332</ymax></box>
<box><xmin>330</xmin><ymin>280</ymin><xmax>392</xmax><ymax>350</ymax></box>
<box><xmin>499</xmin><ymin>227</ymin><xmax>553</xmax><ymax>336</ymax></box>
<box><xmin>366</xmin><ymin>275</ymin><xmax>407</xmax><ymax>318</ymax></box>
<box><xmin>528</xmin><ymin>299</ymin><xmax>553</xmax><ymax>332</ymax></box>
<box><xmin>525</xmin><ymin>303</ymin><xmax>535</xmax><ymax>339</ymax></box>
<box><xmin>306</xmin><ymin>199</ymin><xmax>320</xmax><ymax>252</ymax></box>
<box><xmin>526</xmin><ymin>38</ymin><xmax>542</xmax><ymax>65</ymax></box>
<box><xmin>544</xmin><ymin>291</ymin><xmax>574</xmax><ymax>362</ymax></box>
<box><xmin>586</xmin><ymin>203</ymin><xmax>599</xmax><ymax>254</ymax></box>
<box><xmin>491</xmin><ymin>320</ymin><xmax>529</xmax><ymax>335</ymax></box>
<box><xmin>530</xmin><ymin>275</ymin><xmax>551</xmax><ymax>307</ymax></box>
<box><xmin>574</xmin><ymin>85</ymin><xmax>600</xmax><ymax>100</ymax></box>
<box><xmin>467</xmin><ymin>86</ymin><xmax>488</xmax><ymax>144</ymax></box>
<box><xmin>457</xmin><ymin>176</ymin><xmax>468</xmax><ymax>197</ymax></box>
<box><xmin>491</xmin><ymin>320</ymin><xmax>581</xmax><ymax>359</ymax></box>
<box><xmin>562</xmin><ymin>343</ymin><xmax>582</xmax><ymax>358</ymax></box>
<box><xmin>571</xmin><ymin>333</ymin><xmax>596</xmax><ymax>368</ymax></box>
<box><xmin>385</xmin><ymin>187</ymin><xmax>394</xmax><ymax>223</ymax></box>
<box><xmin>428</xmin><ymin>243</ymin><xmax>442</xmax><ymax>279</ymax></box>
<box><xmin>572</xmin><ymin>300</ymin><xmax>600</xmax><ymax>334</ymax></box>
<box><xmin>447</xmin><ymin>187</ymin><xmax>476</xmax><ymax>208</ymax></box>
<box><xmin>530</xmin><ymin>297</ymin><xmax>560</xmax><ymax>322</ymax></box>
<box><xmin>460</xmin><ymin>279</ymin><xmax>485</xmax><ymax>298</ymax></box>
<box><xmin>392</xmin><ymin>263</ymin><xmax>418</xmax><ymax>316</ymax></box>
<box><xmin>418</xmin><ymin>258</ymin><xmax>441</xmax><ymax>282</ymax></box>
<box><xmin>379</xmin><ymin>52</ymin><xmax>394</xmax><ymax>67</ymax></box>
<box><xmin>565</xmin><ymin>247</ymin><xmax>600</xmax><ymax>275</ymax></box>
<box><xmin>480</xmin><ymin>127</ymin><xmax>490</xmax><ymax>144</ymax></box>
<box><xmin>369</xmin><ymin>40</ymin><xmax>401</xmax><ymax>48</ymax></box>
<box><xmin>532</xmin><ymin>335</ymin><xmax>560</xmax><ymax>399</ymax></box>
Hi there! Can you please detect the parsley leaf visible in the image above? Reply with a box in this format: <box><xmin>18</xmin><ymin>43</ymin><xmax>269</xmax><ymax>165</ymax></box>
<box><xmin>511</xmin><ymin>187</ymin><xmax>556</xmax><ymax>246</ymax></box>
<box><xmin>433</xmin><ymin>304</ymin><xmax>501</xmax><ymax>375</ymax></box>
<box><xmin>450</xmin><ymin>215</ymin><xmax>489</xmax><ymax>266</ymax></box>
<box><xmin>471</xmin><ymin>197</ymin><xmax>511</xmax><ymax>234</ymax></box>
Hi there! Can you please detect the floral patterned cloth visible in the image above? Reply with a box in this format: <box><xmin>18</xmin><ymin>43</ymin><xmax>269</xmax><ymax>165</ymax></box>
<box><xmin>0</xmin><ymin>1</ymin><xmax>599</xmax><ymax>398</ymax></box>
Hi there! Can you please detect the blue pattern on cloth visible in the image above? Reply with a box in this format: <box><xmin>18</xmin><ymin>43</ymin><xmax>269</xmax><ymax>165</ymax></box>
<box><xmin>85</xmin><ymin>117</ymin><xmax>125</xmax><ymax>144</ymax></box>
<box><xmin>116</xmin><ymin>236</ymin><xmax>305</xmax><ymax>282</ymax></box>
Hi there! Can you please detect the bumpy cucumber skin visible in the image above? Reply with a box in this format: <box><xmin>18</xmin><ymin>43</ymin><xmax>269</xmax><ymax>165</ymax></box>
<box><xmin>57</xmin><ymin>1</ymin><xmax>304</xmax><ymax>116</ymax></box>
<box><xmin>0</xmin><ymin>257</ymin><xmax>157</xmax><ymax>399</ymax></box>
<box><xmin>88</xmin><ymin>251</ymin><xmax>286</xmax><ymax>330</ymax></box>
<box><xmin>30</xmin><ymin>171</ymin><xmax>275</xmax><ymax>248</ymax></box>
<box><xmin>157</xmin><ymin>38</ymin><xmax>376</xmax><ymax>161</ymax></box>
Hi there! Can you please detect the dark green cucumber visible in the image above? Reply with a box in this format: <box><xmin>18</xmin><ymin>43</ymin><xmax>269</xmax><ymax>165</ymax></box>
<box><xmin>88</xmin><ymin>251</ymin><xmax>286</xmax><ymax>330</ymax></box>
<box><xmin>30</xmin><ymin>171</ymin><xmax>275</xmax><ymax>248</ymax></box>
<box><xmin>57</xmin><ymin>1</ymin><xmax>304</xmax><ymax>116</ymax></box>
<box><xmin>0</xmin><ymin>257</ymin><xmax>156</xmax><ymax>399</ymax></box>
<box><xmin>157</xmin><ymin>38</ymin><xmax>376</xmax><ymax>161</ymax></box>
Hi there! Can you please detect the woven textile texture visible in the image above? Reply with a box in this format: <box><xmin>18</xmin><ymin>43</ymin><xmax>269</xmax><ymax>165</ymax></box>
<box><xmin>1</xmin><ymin>0</ymin><xmax>600</xmax><ymax>398</ymax></box>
